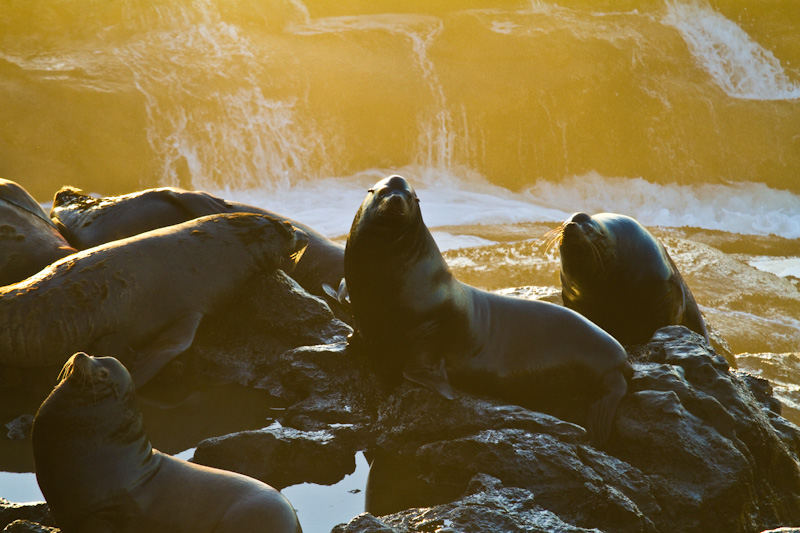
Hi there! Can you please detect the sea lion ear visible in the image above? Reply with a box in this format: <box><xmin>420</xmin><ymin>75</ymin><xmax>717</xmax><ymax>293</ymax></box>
<box><xmin>403</xmin><ymin>354</ymin><xmax>456</xmax><ymax>400</ymax></box>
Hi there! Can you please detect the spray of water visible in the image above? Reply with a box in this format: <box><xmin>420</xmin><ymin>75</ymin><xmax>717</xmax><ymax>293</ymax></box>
<box><xmin>113</xmin><ymin>0</ymin><xmax>330</xmax><ymax>192</ymax></box>
<box><xmin>663</xmin><ymin>0</ymin><xmax>800</xmax><ymax>100</ymax></box>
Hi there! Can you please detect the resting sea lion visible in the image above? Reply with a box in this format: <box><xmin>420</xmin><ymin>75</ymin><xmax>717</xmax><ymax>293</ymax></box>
<box><xmin>555</xmin><ymin>212</ymin><xmax>709</xmax><ymax>346</ymax></box>
<box><xmin>50</xmin><ymin>186</ymin><xmax>343</xmax><ymax>301</ymax></box>
<box><xmin>32</xmin><ymin>352</ymin><xmax>302</xmax><ymax>532</ymax></box>
<box><xmin>0</xmin><ymin>213</ymin><xmax>308</xmax><ymax>385</ymax></box>
<box><xmin>345</xmin><ymin>176</ymin><xmax>632</xmax><ymax>444</ymax></box>
<box><xmin>0</xmin><ymin>178</ymin><xmax>75</xmax><ymax>285</ymax></box>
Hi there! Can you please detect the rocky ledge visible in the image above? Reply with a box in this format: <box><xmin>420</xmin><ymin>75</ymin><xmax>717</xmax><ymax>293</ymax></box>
<box><xmin>3</xmin><ymin>278</ymin><xmax>800</xmax><ymax>533</ymax></box>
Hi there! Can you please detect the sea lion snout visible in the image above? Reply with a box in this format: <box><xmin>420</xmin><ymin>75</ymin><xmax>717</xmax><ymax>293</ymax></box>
<box><xmin>563</xmin><ymin>213</ymin><xmax>593</xmax><ymax>238</ymax></box>
<box><xmin>378</xmin><ymin>190</ymin><xmax>412</xmax><ymax>217</ymax></box>
<box><xmin>373</xmin><ymin>177</ymin><xmax>417</xmax><ymax>220</ymax></box>
<box><xmin>58</xmin><ymin>352</ymin><xmax>90</xmax><ymax>382</ymax></box>
<box><xmin>570</xmin><ymin>212</ymin><xmax>592</xmax><ymax>224</ymax></box>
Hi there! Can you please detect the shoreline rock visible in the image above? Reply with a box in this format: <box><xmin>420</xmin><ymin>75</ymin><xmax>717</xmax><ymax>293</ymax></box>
<box><xmin>4</xmin><ymin>275</ymin><xmax>800</xmax><ymax>533</ymax></box>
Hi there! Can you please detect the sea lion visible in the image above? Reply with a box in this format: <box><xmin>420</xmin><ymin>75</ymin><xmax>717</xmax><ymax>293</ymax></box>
<box><xmin>0</xmin><ymin>178</ymin><xmax>75</xmax><ymax>285</ymax></box>
<box><xmin>50</xmin><ymin>186</ymin><xmax>343</xmax><ymax>301</ymax></box>
<box><xmin>345</xmin><ymin>176</ymin><xmax>632</xmax><ymax>444</ymax></box>
<box><xmin>32</xmin><ymin>352</ymin><xmax>302</xmax><ymax>532</ymax></box>
<box><xmin>555</xmin><ymin>212</ymin><xmax>709</xmax><ymax>346</ymax></box>
<box><xmin>0</xmin><ymin>213</ymin><xmax>308</xmax><ymax>385</ymax></box>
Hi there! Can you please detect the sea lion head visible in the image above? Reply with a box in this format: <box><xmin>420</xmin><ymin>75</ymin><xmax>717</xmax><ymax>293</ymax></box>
<box><xmin>55</xmin><ymin>352</ymin><xmax>133</xmax><ymax>403</ymax></box>
<box><xmin>33</xmin><ymin>353</ymin><xmax>146</xmax><ymax>462</ymax></box>
<box><xmin>349</xmin><ymin>175</ymin><xmax>422</xmax><ymax>245</ymax></box>
<box><xmin>557</xmin><ymin>212</ymin><xmax>615</xmax><ymax>282</ymax></box>
<box><xmin>51</xmin><ymin>186</ymin><xmax>97</xmax><ymax>213</ymax></box>
<box><xmin>556</xmin><ymin>212</ymin><xmax>671</xmax><ymax>292</ymax></box>
<box><xmin>49</xmin><ymin>186</ymin><xmax>102</xmax><ymax>244</ymax></box>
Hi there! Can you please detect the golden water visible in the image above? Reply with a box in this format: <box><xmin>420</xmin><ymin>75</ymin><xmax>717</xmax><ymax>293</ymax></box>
<box><xmin>2</xmin><ymin>0</ymin><xmax>799</xmax><ymax>200</ymax></box>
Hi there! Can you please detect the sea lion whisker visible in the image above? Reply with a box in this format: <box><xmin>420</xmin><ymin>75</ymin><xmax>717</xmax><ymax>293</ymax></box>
<box><xmin>542</xmin><ymin>224</ymin><xmax>566</xmax><ymax>254</ymax></box>
<box><xmin>587</xmin><ymin>239</ymin><xmax>605</xmax><ymax>272</ymax></box>
<box><xmin>57</xmin><ymin>361</ymin><xmax>73</xmax><ymax>383</ymax></box>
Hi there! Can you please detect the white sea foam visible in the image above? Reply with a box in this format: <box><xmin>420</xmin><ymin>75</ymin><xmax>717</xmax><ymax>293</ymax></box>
<box><xmin>749</xmin><ymin>257</ymin><xmax>800</xmax><ymax>279</ymax></box>
<box><xmin>212</xmin><ymin>166</ymin><xmax>571</xmax><ymax>240</ymax></box>
<box><xmin>432</xmin><ymin>232</ymin><xmax>497</xmax><ymax>251</ymax></box>
<box><xmin>663</xmin><ymin>0</ymin><xmax>800</xmax><ymax>100</ymax></box>
<box><xmin>523</xmin><ymin>172</ymin><xmax>800</xmax><ymax>239</ymax></box>
<box><xmin>214</xmin><ymin>169</ymin><xmax>800</xmax><ymax>243</ymax></box>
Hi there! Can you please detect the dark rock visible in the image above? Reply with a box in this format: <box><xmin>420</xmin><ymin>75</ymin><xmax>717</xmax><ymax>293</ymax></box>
<box><xmin>374</xmin><ymin>384</ymin><xmax>586</xmax><ymax>453</ymax></box>
<box><xmin>255</xmin><ymin>341</ymin><xmax>382</xmax><ymax>418</ymax></box>
<box><xmin>4</xmin><ymin>415</ymin><xmax>33</xmax><ymax>440</ymax></box>
<box><xmin>367</xmin><ymin>425</ymin><xmax>656</xmax><ymax>532</ymax></box>
<box><xmin>358</xmin><ymin>326</ymin><xmax>800</xmax><ymax>533</ymax></box>
<box><xmin>193</xmin><ymin>424</ymin><xmax>360</xmax><ymax>490</ymax></box>
<box><xmin>2</xmin><ymin>520</ymin><xmax>59</xmax><ymax>533</ymax></box>
<box><xmin>0</xmin><ymin>501</ymin><xmax>53</xmax><ymax>531</ymax></box>
<box><xmin>159</xmin><ymin>271</ymin><xmax>352</xmax><ymax>387</ymax></box>
<box><xmin>336</xmin><ymin>475</ymin><xmax>603</xmax><ymax>533</ymax></box>
<box><xmin>332</xmin><ymin>513</ymin><xmax>399</xmax><ymax>533</ymax></box>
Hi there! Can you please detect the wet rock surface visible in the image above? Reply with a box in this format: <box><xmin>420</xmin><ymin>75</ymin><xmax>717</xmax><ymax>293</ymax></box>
<box><xmin>333</xmin><ymin>475</ymin><xmax>603</xmax><ymax>533</ymax></box>
<box><xmin>334</xmin><ymin>325</ymin><xmax>800</xmax><ymax>533</ymax></box>
<box><xmin>162</xmin><ymin>269</ymin><xmax>353</xmax><ymax>388</ymax></box>
<box><xmin>0</xmin><ymin>501</ymin><xmax>53</xmax><ymax>532</ymax></box>
<box><xmin>2</xmin><ymin>520</ymin><xmax>59</xmax><ymax>533</ymax></box>
<box><xmin>5</xmin><ymin>274</ymin><xmax>800</xmax><ymax>533</ymax></box>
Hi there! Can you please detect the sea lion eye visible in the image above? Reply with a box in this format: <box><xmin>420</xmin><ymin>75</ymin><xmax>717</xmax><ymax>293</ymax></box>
<box><xmin>368</xmin><ymin>188</ymin><xmax>375</xmax><ymax>193</ymax></box>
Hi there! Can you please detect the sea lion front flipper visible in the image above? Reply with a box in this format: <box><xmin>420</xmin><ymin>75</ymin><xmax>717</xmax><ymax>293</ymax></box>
<box><xmin>403</xmin><ymin>352</ymin><xmax>456</xmax><ymax>400</ymax></box>
<box><xmin>586</xmin><ymin>369</ymin><xmax>628</xmax><ymax>446</ymax></box>
<box><xmin>130</xmin><ymin>311</ymin><xmax>204</xmax><ymax>386</ymax></box>
<box><xmin>165</xmin><ymin>189</ymin><xmax>233</xmax><ymax>218</ymax></box>
<box><xmin>323</xmin><ymin>277</ymin><xmax>349</xmax><ymax>305</ymax></box>
<box><xmin>402</xmin><ymin>320</ymin><xmax>456</xmax><ymax>399</ymax></box>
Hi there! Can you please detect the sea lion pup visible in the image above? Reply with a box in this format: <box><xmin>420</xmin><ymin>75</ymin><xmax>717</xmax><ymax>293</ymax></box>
<box><xmin>554</xmin><ymin>212</ymin><xmax>709</xmax><ymax>346</ymax></box>
<box><xmin>345</xmin><ymin>175</ymin><xmax>632</xmax><ymax>444</ymax></box>
<box><xmin>0</xmin><ymin>178</ymin><xmax>75</xmax><ymax>285</ymax></box>
<box><xmin>50</xmin><ymin>186</ymin><xmax>344</xmax><ymax>301</ymax></box>
<box><xmin>32</xmin><ymin>352</ymin><xmax>302</xmax><ymax>533</ymax></box>
<box><xmin>0</xmin><ymin>213</ymin><xmax>308</xmax><ymax>385</ymax></box>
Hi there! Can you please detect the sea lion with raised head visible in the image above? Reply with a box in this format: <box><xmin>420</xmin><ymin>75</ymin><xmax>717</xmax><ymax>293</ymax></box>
<box><xmin>50</xmin><ymin>186</ymin><xmax>343</xmax><ymax>302</ymax></box>
<box><xmin>555</xmin><ymin>212</ymin><xmax>709</xmax><ymax>346</ymax></box>
<box><xmin>0</xmin><ymin>178</ymin><xmax>75</xmax><ymax>285</ymax></box>
<box><xmin>0</xmin><ymin>213</ymin><xmax>308</xmax><ymax>385</ymax></box>
<box><xmin>345</xmin><ymin>176</ymin><xmax>632</xmax><ymax>444</ymax></box>
<box><xmin>32</xmin><ymin>352</ymin><xmax>302</xmax><ymax>532</ymax></box>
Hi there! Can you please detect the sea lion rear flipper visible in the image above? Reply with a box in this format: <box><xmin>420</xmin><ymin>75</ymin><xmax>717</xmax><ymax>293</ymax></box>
<box><xmin>166</xmin><ymin>189</ymin><xmax>233</xmax><ymax>218</ymax></box>
<box><xmin>130</xmin><ymin>311</ymin><xmax>204</xmax><ymax>386</ymax></box>
<box><xmin>403</xmin><ymin>353</ymin><xmax>456</xmax><ymax>400</ymax></box>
